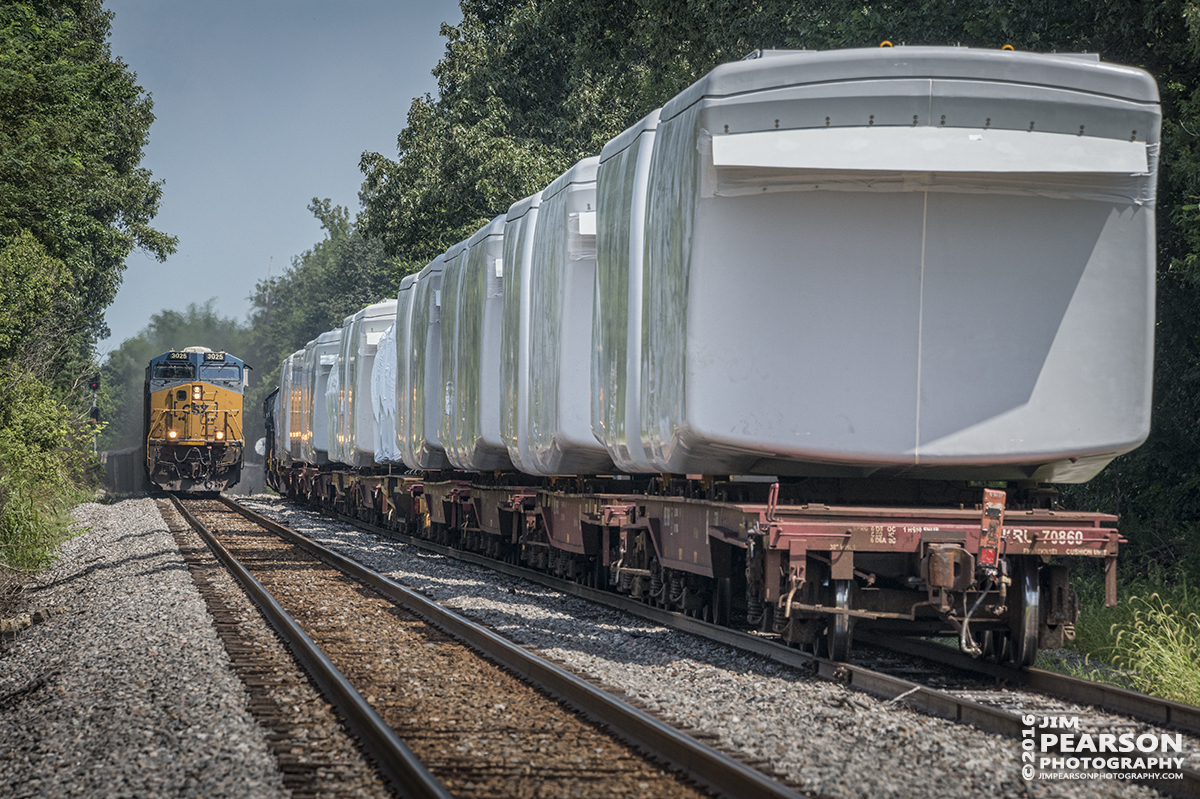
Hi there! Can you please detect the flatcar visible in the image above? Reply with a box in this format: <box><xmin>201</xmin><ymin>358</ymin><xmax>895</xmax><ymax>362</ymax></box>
<box><xmin>266</xmin><ymin>46</ymin><xmax>1160</xmax><ymax>664</ymax></box>
<box><xmin>145</xmin><ymin>347</ymin><xmax>247</xmax><ymax>492</ymax></box>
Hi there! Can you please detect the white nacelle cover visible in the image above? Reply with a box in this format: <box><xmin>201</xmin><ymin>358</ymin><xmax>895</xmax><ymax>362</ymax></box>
<box><xmin>525</xmin><ymin>157</ymin><xmax>614</xmax><ymax>475</ymax></box>
<box><xmin>371</xmin><ymin>323</ymin><xmax>402</xmax><ymax>463</ymax></box>
<box><xmin>399</xmin><ymin>258</ymin><xmax>452</xmax><ymax>469</ymax></box>
<box><xmin>275</xmin><ymin>353</ymin><xmax>295</xmax><ymax>466</ymax></box>
<box><xmin>638</xmin><ymin>46</ymin><xmax>1160</xmax><ymax>482</ymax></box>
<box><xmin>500</xmin><ymin>193</ymin><xmax>542</xmax><ymax>473</ymax></box>
<box><xmin>337</xmin><ymin>299</ymin><xmax>398</xmax><ymax>467</ymax></box>
<box><xmin>593</xmin><ymin>108</ymin><xmax>661</xmax><ymax>473</ymax></box>
<box><xmin>306</xmin><ymin>328</ymin><xmax>342</xmax><ymax>464</ymax></box>
<box><xmin>274</xmin><ymin>351</ymin><xmax>305</xmax><ymax>464</ymax></box>
<box><xmin>393</xmin><ymin>274</ymin><xmax>416</xmax><ymax>469</ymax></box>
<box><xmin>324</xmin><ymin>345</ymin><xmax>345</xmax><ymax>465</ymax></box>
<box><xmin>442</xmin><ymin>214</ymin><xmax>512</xmax><ymax>471</ymax></box>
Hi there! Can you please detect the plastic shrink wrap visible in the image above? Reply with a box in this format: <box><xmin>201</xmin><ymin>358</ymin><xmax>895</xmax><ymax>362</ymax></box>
<box><xmin>326</xmin><ymin>333</ymin><xmax>347</xmax><ymax>465</ymax></box>
<box><xmin>339</xmin><ymin>300</ymin><xmax>398</xmax><ymax>467</ymax></box>
<box><xmin>639</xmin><ymin>47</ymin><xmax>1159</xmax><ymax>482</ymax></box>
<box><xmin>442</xmin><ymin>215</ymin><xmax>512</xmax><ymax>471</ymax></box>
<box><xmin>287</xmin><ymin>354</ymin><xmax>304</xmax><ymax>462</ymax></box>
<box><xmin>393</xmin><ymin>275</ymin><xmax>416</xmax><ymax>468</ymax></box>
<box><xmin>274</xmin><ymin>352</ymin><xmax>295</xmax><ymax>465</ymax></box>
<box><xmin>303</xmin><ymin>328</ymin><xmax>342</xmax><ymax>464</ymax></box>
<box><xmin>527</xmin><ymin>157</ymin><xmax>614</xmax><ymax>475</ymax></box>
<box><xmin>593</xmin><ymin>109</ymin><xmax>661</xmax><ymax>472</ymax></box>
<box><xmin>371</xmin><ymin>323</ymin><xmax>402</xmax><ymax>463</ymax></box>
<box><xmin>500</xmin><ymin>194</ymin><xmax>541</xmax><ymax>473</ymax></box>
<box><xmin>399</xmin><ymin>258</ymin><xmax>452</xmax><ymax>469</ymax></box>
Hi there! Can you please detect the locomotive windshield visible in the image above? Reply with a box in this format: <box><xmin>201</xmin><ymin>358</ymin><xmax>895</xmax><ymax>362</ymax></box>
<box><xmin>153</xmin><ymin>363</ymin><xmax>195</xmax><ymax>380</ymax></box>
<box><xmin>200</xmin><ymin>363</ymin><xmax>241</xmax><ymax>382</ymax></box>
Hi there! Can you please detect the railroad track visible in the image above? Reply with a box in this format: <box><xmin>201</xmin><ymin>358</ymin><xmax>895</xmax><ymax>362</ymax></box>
<box><xmin>168</xmin><ymin>494</ymin><xmax>808</xmax><ymax>799</ymax></box>
<box><xmin>156</xmin><ymin>498</ymin><xmax>393</xmax><ymax>799</ymax></box>
<box><xmin>253</xmin><ymin>496</ymin><xmax>1200</xmax><ymax>799</ymax></box>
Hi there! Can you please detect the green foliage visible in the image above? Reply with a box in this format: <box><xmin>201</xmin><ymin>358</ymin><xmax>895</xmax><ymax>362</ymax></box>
<box><xmin>1064</xmin><ymin>574</ymin><xmax>1200</xmax><ymax>705</ymax></box>
<box><xmin>98</xmin><ymin>301</ymin><xmax>253</xmax><ymax>451</ymax></box>
<box><xmin>360</xmin><ymin>0</ymin><xmax>1200</xmax><ymax>566</ymax></box>
<box><xmin>0</xmin><ymin>0</ymin><xmax>177</xmax><ymax>367</ymax></box>
<box><xmin>245</xmin><ymin>198</ymin><xmax>414</xmax><ymax>427</ymax></box>
<box><xmin>0</xmin><ymin>230</ymin><xmax>71</xmax><ymax>361</ymax></box>
<box><xmin>0</xmin><ymin>1</ymin><xmax>172</xmax><ymax>571</ymax></box>
<box><xmin>0</xmin><ymin>370</ymin><xmax>93</xmax><ymax>571</ymax></box>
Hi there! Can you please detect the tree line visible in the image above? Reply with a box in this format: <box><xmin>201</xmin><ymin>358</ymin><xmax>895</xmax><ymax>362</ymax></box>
<box><xmin>12</xmin><ymin>0</ymin><xmax>1199</xmax><ymax>575</ymax></box>
<box><xmin>357</xmin><ymin>0</ymin><xmax>1200</xmax><ymax>569</ymax></box>
<box><xmin>0</xmin><ymin>0</ymin><xmax>174</xmax><ymax>568</ymax></box>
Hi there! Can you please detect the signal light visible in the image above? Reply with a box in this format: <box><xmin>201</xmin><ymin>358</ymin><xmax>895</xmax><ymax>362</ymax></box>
<box><xmin>88</xmin><ymin>407</ymin><xmax>100</xmax><ymax>423</ymax></box>
<box><xmin>88</xmin><ymin>374</ymin><xmax>100</xmax><ymax>392</ymax></box>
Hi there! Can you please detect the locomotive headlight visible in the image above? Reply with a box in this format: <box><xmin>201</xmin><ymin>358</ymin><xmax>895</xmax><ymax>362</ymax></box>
<box><xmin>167</xmin><ymin>429</ymin><xmax>178</xmax><ymax>439</ymax></box>
<box><xmin>215</xmin><ymin>430</ymin><xmax>225</xmax><ymax>440</ymax></box>
<box><xmin>192</xmin><ymin>385</ymin><xmax>202</xmax><ymax>400</ymax></box>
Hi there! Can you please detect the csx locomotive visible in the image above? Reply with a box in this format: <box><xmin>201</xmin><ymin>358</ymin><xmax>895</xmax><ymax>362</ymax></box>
<box><xmin>145</xmin><ymin>347</ymin><xmax>247</xmax><ymax>492</ymax></box>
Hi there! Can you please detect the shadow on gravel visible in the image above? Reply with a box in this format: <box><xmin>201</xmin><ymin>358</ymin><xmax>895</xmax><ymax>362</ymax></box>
<box><xmin>31</xmin><ymin>551</ymin><xmax>184</xmax><ymax>591</ymax></box>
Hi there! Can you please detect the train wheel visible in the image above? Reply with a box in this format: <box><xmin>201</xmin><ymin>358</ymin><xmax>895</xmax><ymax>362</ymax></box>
<box><xmin>826</xmin><ymin>579</ymin><xmax>854</xmax><ymax>661</ymax></box>
<box><xmin>1007</xmin><ymin>558</ymin><xmax>1040</xmax><ymax>667</ymax></box>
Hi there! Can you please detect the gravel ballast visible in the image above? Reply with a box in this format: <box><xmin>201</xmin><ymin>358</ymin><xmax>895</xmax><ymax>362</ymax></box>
<box><xmin>0</xmin><ymin>495</ymin><xmax>1180</xmax><ymax>799</ymax></box>
<box><xmin>0</xmin><ymin>499</ymin><xmax>287</xmax><ymax>799</ymax></box>
<box><xmin>241</xmin><ymin>495</ymin><xmax>1169</xmax><ymax>799</ymax></box>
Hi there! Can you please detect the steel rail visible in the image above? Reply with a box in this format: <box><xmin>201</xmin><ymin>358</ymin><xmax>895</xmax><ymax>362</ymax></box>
<box><xmin>856</xmin><ymin>631</ymin><xmax>1200</xmax><ymax>737</ymax></box>
<box><xmin>221</xmin><ymin>496</ymin><xmax>808</xmax><ymax>799</ymax></box>
<box><xmin>169</xmin><ymin>496</ymin><xmax>453</xmax><ymax>799</ymax></box>
<box><xmin>280</xmin><ymin>501</ymin><xmax>1200</xmax><ymax>799</ymax></box>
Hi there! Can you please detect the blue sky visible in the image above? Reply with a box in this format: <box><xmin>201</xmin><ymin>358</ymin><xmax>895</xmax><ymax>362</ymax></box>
<box><xmin>100</xmin><ymin>0</ymin><xmax>462</xmax><ymax>355</ymax></box>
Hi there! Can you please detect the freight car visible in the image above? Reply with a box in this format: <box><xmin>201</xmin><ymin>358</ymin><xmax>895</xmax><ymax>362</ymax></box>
<box><xmin>266</xmin><ymin>46</ymin><xmax>1160</xmax><ymax>665</ymax></box>
<box><xmin>146</xmin><ymin>347</ymin><xmax>247</xmax><ymax>492</ymax></box>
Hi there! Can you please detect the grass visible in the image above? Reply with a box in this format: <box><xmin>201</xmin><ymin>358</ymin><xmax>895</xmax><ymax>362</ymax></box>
<box><xmin>1052</xmin><ymin>572</ymin><xmax>1200</xmax><ymax>706</ymax></box>
<box><xmin>0</xmin><ymin>370</ymin><xmax>103</xmax><ymax>575</ymax></box>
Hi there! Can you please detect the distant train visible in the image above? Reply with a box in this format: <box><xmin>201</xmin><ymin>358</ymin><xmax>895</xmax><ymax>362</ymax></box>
<box><xmin>145</xmin><ymin>347</ymin><xmax>247</xmax><ymax>492</ymax></box>
<box><xmin>265</xmin><ymin>46</ymin><xmax>1160</xmax><ymax>664</ymax></box>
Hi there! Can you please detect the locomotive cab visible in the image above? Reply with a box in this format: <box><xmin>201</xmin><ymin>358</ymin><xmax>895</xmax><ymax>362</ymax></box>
<box><xmin>145</xmin><ymin>347</ymin><xmax>247</xmax><ymax>492</ymax></box>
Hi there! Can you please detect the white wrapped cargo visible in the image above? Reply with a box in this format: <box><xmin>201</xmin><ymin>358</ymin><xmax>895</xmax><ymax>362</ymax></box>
<box><xmin>273</xmin><ymin>353</ymin><xmax>288</xmax><ymax>464</ymax></box>
<box><xmin>526</xmin><ymin>157</ymin><xmax>614</xmax><ymax>475</ymax></box>
<box><xmin>303</xmin><ymin>328</ymin><xmax>342</xmax><ymax>464</ymax></box>
<box><xmin>439</xmin><ymin>238</ymin><xmax>469</xmax><ymax>467</ymax></box>
<box><xmin>324</xmin><ymin>348</ymin><xmax>343</xmax><ymax>464</ymax></box>
<box><xmin>639</xmin><ymin>47</ymin><xmax>1159</xmax><ymax>482</ymax></box>
<box><xmin>593</xmin><ymin>108</ymin><xmax>661</xmax><ymax>473</ymax></box>
<box><xmin>393</xmin><ymin>274</ymin><xmax>416</xmax><ymax>468</ymax></box>
<box><xmin>500</xmin><ymin>194</ymin><xmax>541</xmax><ymax>473</ymax></box>
<box><xmin>298</xmin><ymin>339</ymin><xmax>317</xmax><ymax>462</ymax></box>
<box><xmin>399</xmin><ymin>258</ymin><xmax>452</xmax><ymax>469</ymax></box>
<box><xmin>335</xmin><ymin>299</ymin><xmax>398</xmax><ymax>468</ymax></box>
<box><xmin>371</xmin><ymin>323</ymin><xmax>401</xmax><ymax>463</ymax></box>
<box><xmin>441</xmin><ymin>215</ymin><xmax>511</xmax><ymax>471</ymax></box>
<box><xmin>275</xmin><ymin>352</ymin><xmax>299</xmax><ymax>465</ymax></box>
<box><xmin>288</xmin><ymin>353</ymin><xmax>304</xmax><ymax>462</ymax></box>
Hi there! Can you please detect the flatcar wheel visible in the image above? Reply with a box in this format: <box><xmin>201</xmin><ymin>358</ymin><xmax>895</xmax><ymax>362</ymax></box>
<box><xmin>1008</xmin><ymin>558</ymin><xmax>1040</xmax><ymax>667</ymax></box>
<box><xmin>826</xmin><ymin>579</ymin><xmax>854</xmax><ymax>661</ymax></box>
<box><xmin>980</xmin><ymin>628</ymin><xmax>1006</xmax><ymax>663</ymax></box>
